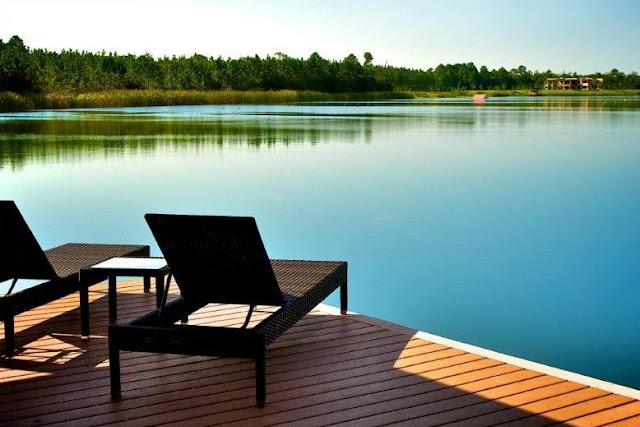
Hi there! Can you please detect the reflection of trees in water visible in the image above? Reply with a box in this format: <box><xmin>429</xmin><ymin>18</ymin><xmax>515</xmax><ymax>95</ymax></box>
<box><xmin>1</xmin><ymin>103</ymin><xmax>639</xmax><ymax>169</ymax></box>
<box><xmin>0</xmin><ymin>117</ymin><xmax>377</xmax><ymax>169</ymax></box>
<box><xmin>537</xmin><ymin>97</ymin><xmax>640</xmax><ymax>111</ymax></box>
<box><xmin>0</xmin><ymin>113</ymin><xmax>469</xmax><ymax>169</ymax></box>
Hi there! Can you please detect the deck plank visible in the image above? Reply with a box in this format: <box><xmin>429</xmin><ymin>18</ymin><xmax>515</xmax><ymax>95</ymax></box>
<box><xmin>441</xmin><ymin>387</ymin><xmax>610</xmax><ymax>426</ymax></box>
<box><xmin>0</xmin><ymin>279</ymin><xmax>638</xmax><ymax>426</ymax></box>
<box><xmin>603</xmin><ymin>414</ymin><xmax>640</xmax><ymax>426</ymax></box>
<box><xmin>565</xmin><ymin>400</ymin><xmax>640</xmax><ymax>426</ymax></box>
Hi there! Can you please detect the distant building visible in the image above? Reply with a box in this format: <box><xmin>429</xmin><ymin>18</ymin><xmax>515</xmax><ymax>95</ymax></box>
<box><xmin>545</xmin><ymin>77</ymin><xmax>603</xmax><ymax>91</ymax></box>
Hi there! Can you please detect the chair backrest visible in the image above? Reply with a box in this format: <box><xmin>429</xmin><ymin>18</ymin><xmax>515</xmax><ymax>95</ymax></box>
<box><xmin>145</xmin><ymin>214</ymin><xmax>285</xmax><ymax>307</ymax></box>
<box><xmin>0</xmin><ymin>201</ymin><xmax>58</xmax><ymax>282</ymax></box>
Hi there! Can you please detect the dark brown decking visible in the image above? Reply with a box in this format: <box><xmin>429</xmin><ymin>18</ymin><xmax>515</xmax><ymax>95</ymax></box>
<box><xmin>1</xmin><ymin>279</ymin><xmax>639</xmax><ymax>426</ymax></box>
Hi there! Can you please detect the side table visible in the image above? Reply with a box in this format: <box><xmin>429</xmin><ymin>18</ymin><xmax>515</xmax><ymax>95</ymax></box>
<box><xmin>80</xmin><ymin>257</ymin><xmax>170</xmax><ymax>336</ymax></box>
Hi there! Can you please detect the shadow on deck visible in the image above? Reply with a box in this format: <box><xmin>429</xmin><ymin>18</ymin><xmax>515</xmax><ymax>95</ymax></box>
<box><xmin>1</xmin><ymin>280</ymin><xmax>638</xmax><ymax>426</ymax></box>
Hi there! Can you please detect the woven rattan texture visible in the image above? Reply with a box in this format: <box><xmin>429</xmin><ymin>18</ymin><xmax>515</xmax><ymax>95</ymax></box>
<box><xmin>45</xmin><ymin>243</ymin><xmax>149</xmax><ymax>278</ymax></box>
<box><xmin>259</xmin><ymin>260</ymin><xmax>347</xmax><ymax>344</ymax></box>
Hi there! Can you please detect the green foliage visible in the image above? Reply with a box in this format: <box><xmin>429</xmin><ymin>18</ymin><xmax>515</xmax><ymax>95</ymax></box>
<box><xmin>363</xmin><ymin>52</ymin><xmax>373</xmax><ymax>65</ymax></box>
<box><xmin>23</xmin><ymin>89</ymin><xmax>410</xmax><ymax>110</ymax></box>
<box><xmin>0</xmin><ymin>36</ymin><xmax>34</xmax><ymax>92</ymax></box>
<box><xmin>0</xmin><ymin>91</ymin><xmax>34</xmax><ymax>111</ymax></box>
<box><xmin>374</xmin><ymin>63</ymin><xmax>640</xmax><ymax>92</ymax></box>
<box><xmin>0</xmin><ymin>39</ymin><xmax>389</xmax><ymax>94</ymax></box>
<box><xmin>0</xmin><ymin>35</ymin><xmax>638</xmax><ymax>107</ymax></box>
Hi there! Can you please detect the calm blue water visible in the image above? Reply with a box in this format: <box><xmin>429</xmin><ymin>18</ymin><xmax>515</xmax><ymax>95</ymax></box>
<box><xmin>1</xmin><ymin>97</ymin><xmax>639</xmax><ymax>388</ymax></box>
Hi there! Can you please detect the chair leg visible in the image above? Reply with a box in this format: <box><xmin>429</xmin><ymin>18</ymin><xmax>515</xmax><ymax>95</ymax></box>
<box><xmin>80</xmin><ymin>280</ymin><xmax>90</xmax><ymax>338</ymax></box>
<box><xmin>255</xmin><ymin>341</ymin><xmax>266</xmax><ymax>407</ymax></box>
<box><xmin>109</xmin><ymin>343</ymin><xmax>121</xmax><ymax>399</ymax></box>
<box><xmin>143</xmin><ymin>276</ymin><xmax>151</xmax><ymax>293</ymax></box>
<box><xmin>340</xmin><ymin>281</ymin><xmax>348</xmax><ymax>315</ymax></box>
<box><xmin>4</xmin><ymin>316</ymin><xmax>14</xmax><ymax>357</ymax></box>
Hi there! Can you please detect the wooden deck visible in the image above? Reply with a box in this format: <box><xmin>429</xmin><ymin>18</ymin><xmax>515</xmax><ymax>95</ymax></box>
<box><xmin>1</xmin><ymin>279</ymin><xmax>639</xmax><ymax>426</ymax></box>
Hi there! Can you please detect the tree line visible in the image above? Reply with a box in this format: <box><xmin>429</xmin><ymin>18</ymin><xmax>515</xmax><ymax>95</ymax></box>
<box><xmin>1</xmin><ymin>35</ymin><xmax>639</xmax><ymax>94</ymax></box>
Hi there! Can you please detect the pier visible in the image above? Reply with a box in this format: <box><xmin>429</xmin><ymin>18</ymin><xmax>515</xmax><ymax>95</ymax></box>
<box><xmin>1</xmin><ymin>279</ymin><xmax>639</xmax><ymax>426</ymax></box>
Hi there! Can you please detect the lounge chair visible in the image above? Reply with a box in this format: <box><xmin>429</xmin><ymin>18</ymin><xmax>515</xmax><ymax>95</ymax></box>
<box><xmin>108</xmin><ymin>214</ymin><xmax>347</xmax><ymax>407</ymax></box>
<box><xmin>0</xmin><ymin>201</ymin><xmax>149</xmax><ymax>357</ymax></box>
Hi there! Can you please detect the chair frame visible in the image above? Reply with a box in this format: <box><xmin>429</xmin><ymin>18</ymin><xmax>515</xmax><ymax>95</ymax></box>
<box><xmin>0</xmin><ymin>201</ymin><xmax>149</xmax><ymax>357</ymax></box>
<box><xmin>108</xmin><ymin>214</ymin><xmax>347</xmax><ymax>407</ymax></box>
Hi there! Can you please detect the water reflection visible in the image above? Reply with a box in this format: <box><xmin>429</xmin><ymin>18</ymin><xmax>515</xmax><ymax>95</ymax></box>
<box><xmin>309</xmin><ymin>95</ymin><xmax>640</xmax><ymax>110</ymax></box>
<box><xmin>1</xmin><ymin>98</ymin><xmax>640</xmax><ymax>389</ymax></box>
<box><xmin>0</xmin><ymin>116</ymin><xmax>375</xmax><ymax>169</ymax></box>
<box><xmin>3</xmin><ymin>97</ymin><xmax>639</xmax><ymax>169</ymax></box>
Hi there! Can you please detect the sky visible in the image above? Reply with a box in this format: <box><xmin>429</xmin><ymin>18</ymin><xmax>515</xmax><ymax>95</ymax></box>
<box><xmin>1</xmin><ymin>0</ymin><xmax>639</xmax><ymax>74</ymax></box>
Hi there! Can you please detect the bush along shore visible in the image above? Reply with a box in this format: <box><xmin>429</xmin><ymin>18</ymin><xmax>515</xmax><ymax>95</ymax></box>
<box><xmin>0</xmin><ymin>89</ymin><xmax>415</xmax><ymax>112</ymax></box>
<box><xmin>2</xmin><ymin>34</ymin><xmax>640</xmax><ymax>112</ymax></box>
<box><xmin>2</xmin><ymin>89</ymin><xmax>640</xmax><ymax>113</ymax></box>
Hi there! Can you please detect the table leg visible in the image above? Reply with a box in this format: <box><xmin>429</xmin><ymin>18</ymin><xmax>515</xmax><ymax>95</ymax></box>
<box><xmin>108</xmin><ymin>275</ymin><xmax>117</xmax><ymax>324</ymax></box>
<box><xmin>143</xmin><ymin>276</ymin><xmax>151</xmax><ymax>293</ymax></box>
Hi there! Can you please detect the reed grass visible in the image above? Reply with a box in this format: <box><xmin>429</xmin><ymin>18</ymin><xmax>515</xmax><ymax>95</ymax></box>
<box><xmin>2</xmin><ymin>88</ymin><xmax>638</xmax><ymax>113</ymax></box>
<box><xmin>0</xmin><ymin>91</ymin><xmax>35</xmax><ymax>112</ymax></box>
<box><xmin>412</xmin><ymin>89</ymin><xmax>531</xmax><ymax>98</ymax></box>
<box><xmin>30</xmin><ymin>89</ymin><xmax>412</xmax><ymax>111</ymax></box>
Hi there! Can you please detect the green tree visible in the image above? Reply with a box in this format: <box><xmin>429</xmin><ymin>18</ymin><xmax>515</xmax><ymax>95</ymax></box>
<box><xmin>0</xmin><ymin>36</ymin><xmax>34</xmax><ymax>92</ymax></box>
<box><xmin>3</xmin><ymin>35</ymin><xmax>638</xmax><ymax>96</ymax></box>
<box><xmin>363</xmin><ymin>52</ymin><xmax>373</xmax><ymax>66</ymax></box>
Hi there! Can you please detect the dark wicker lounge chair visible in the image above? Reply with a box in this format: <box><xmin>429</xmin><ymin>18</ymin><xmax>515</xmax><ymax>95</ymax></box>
<box><xmin>109</xmin><ymin>214</ymin><xmax>347</xmax><ymax>407</ymax></box>
<box><xmin>0</xmin><ymin>201</ymin><xmax>149</xmax><ymax>357</ymax></box>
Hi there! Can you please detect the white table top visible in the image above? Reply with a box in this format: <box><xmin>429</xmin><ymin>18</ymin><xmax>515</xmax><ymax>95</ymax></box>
<box><xmin>91</xmin><ymin>257</ymin><xmax>168</xmax><ymax>271</ymax></box>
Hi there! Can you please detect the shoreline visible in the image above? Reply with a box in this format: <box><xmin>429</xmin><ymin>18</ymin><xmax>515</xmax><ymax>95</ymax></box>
<box><xmin>1</xmin><ymin>89</ymin><xmax>638</xmax><ymax>113</ymax></box>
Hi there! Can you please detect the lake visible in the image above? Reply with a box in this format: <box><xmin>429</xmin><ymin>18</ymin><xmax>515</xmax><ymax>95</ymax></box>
<box><xmin>1</xmin><ymin>96</ymin><xmax>639</xmax><ymax>389</ymax></box>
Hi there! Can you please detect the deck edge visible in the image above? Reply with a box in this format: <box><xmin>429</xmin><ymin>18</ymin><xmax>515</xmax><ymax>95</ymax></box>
<box><xmin>317</xmin><ymin>303</ymin><xmax>640</xmax><ymax>401</ymax></box>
